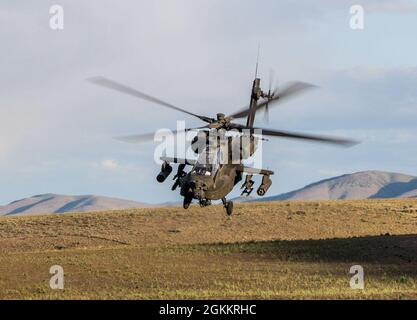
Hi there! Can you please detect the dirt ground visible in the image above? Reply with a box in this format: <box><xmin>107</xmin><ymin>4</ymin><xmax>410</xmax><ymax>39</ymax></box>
<box><xmin>1</xmin><ymin>199</ymin><xmax>417</xmax><ymax>299</ymax></box>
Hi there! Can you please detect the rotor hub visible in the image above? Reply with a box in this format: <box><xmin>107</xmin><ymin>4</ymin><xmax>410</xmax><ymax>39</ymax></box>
<box><xmin>216</xmin><ymin>113</ymin><xmax>225</xmax><ymax>121</ymax></box>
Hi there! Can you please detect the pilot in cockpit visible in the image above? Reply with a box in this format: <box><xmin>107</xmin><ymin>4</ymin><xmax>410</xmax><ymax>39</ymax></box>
<box><xmin>192</xmin><ymin>146</ymin><xmax>221</xmax><ymax>177</ymax></box>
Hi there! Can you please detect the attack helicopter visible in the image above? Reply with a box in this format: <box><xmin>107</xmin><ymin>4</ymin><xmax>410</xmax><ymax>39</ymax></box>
<box><xmin>89</xmin><ymin>71</ymin><xmax>357</xmax><ymax>215</ymax></box>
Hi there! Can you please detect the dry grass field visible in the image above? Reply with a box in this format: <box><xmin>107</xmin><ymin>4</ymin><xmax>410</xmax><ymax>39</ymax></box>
<box><xmin>1</xmin><ymin>199</ymin><xmax>417</xmax><ymax>299</ymax></box>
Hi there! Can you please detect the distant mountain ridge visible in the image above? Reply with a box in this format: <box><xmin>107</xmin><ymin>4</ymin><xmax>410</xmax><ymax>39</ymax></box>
<box><xmin>256</xmin><ymin>171</ymin><xmax>417</xmax><ymax>202</ymax></box>
<box><xmin>2</xmin><ymin>171</ymin><xmax>416</xmax><ymax>216</ymax></box>
<box><xmin>0</xmin><ymin>194</ymin><xmax>153</xmax><ymax>216</ymax></box>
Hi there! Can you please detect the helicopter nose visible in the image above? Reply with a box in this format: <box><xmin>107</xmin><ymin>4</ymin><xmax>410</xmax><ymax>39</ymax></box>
<box><xmin>189</xmin><ymin>179</ymin><xmax>207</xmax><ymax>192</ymax></box>
<box><xmin>188</xmin><ymin>176</ymin><xmax>211</xmax><ymax>198</ymax></box>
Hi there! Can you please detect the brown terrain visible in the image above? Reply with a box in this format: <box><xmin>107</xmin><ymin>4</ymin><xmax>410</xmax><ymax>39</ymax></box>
<box><xmin>1</xmin><ymin>199</ymin><xmax>417</xmax><ymax>299</ymax></box>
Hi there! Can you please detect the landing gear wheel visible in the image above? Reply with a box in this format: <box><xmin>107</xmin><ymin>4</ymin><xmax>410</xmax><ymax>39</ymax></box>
<box><xmin>221</xmin><ymin>198</ymin><xmax>233</xmax><ymax>216</ymax></box>
<box><xmin>183</xmin><ymin>197</ymin><xmax>192</xmax><ymax>209</ymax></box>
<box><xmin>225</xmin><ymin>201</ymin><xmax>233</xmax><ymax>216</ymax></box>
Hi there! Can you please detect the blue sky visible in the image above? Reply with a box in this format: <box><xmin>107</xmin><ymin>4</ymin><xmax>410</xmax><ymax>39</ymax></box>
<box><xmin>1</xmin><ymin>0</ymin><xmax>417</xmax><ymax>204</ymax></box>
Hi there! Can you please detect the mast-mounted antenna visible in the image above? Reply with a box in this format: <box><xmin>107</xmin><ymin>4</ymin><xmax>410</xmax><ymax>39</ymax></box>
<box><xmin>254</xmin><ymin>44</ymin><xmax>261</xmax><ymax>79</ymax></box>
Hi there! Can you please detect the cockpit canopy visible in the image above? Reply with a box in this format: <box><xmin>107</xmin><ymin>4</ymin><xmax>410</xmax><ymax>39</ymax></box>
<box><xmin>192</xmin><ymin>146</ymin><xmax>221</xmax><ymax>176</ymax></box>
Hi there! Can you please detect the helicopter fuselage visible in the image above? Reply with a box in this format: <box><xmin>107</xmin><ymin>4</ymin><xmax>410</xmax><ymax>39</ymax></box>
<box><xmin>180</xmin><ymin>164</ymin><xmax>242</xmax><ymax>202</ymax></box>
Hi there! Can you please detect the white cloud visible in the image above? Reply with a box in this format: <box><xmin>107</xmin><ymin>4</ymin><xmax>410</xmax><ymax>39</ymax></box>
<box><xmin>100</xmin><ymin>159</ymin><xmax>119</xmax><ymax>170</ymax></box>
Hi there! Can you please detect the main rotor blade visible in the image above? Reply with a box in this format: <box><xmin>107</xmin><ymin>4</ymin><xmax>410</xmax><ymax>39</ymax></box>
<box><xmin>230</xmin><ymin>124</ymin><xmax>358</xmax><ymax>147</ymax></box>
<box><xmin>228</xmin><ymin>81</ymin><xmax>317</xmax><ymax>120</ymax></box>
<box><xmin>88</xmin><ymin>76</ymin><xmax>214</xmax><ymax>123</ymax></box>
<box><xmin>114</xmin><ymin>127</ymin><xmax>208</xmax><ymax>144</ymax></box>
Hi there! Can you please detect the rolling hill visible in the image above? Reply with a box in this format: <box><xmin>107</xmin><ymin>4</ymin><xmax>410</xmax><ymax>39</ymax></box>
<box><xmin>2</xmin><ymin>171</ymin><xmax>416</xmax><ymax>216</ymax></box>
<box><xmin>258</xmin><ymin>170</ymin><xmax>417</xmax><ymax>201</ymax></box>
<box><xmin>0</xmin><ymin>193</ymin><xmax>153</xmax><ymax>216</ymax></box>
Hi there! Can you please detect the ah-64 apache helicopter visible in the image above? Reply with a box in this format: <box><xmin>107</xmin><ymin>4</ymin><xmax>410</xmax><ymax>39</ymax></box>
<box><xmin>89</xmin><ymin>70</ymin><xmax>357</xmax><ymax>215</ymax></box>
